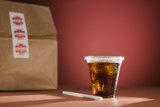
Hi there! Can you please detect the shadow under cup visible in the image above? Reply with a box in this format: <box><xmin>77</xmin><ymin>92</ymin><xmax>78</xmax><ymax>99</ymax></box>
<box><xmin>85</xmin><ymin>56</ymin><xmax>124</xmax><ymax>98</ymax></box>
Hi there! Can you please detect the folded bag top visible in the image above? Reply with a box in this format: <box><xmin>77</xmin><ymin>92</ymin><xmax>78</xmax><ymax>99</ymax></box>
<box><xmin>0</xmin><ymin>1</ymin><xmax>57</xmax><ymax>38</ymax></box>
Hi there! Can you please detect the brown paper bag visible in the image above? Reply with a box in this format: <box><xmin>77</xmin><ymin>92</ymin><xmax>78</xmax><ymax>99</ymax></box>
<box><xmin>0</xmin><ymin>1</ymin><xmax>58</xmax><ymax>90</ymax></box>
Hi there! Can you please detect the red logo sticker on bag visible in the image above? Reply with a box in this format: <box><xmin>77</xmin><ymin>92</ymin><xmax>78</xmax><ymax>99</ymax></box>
<box><xmin>12</xmin><ymin>16</ymin><xmax>23</xmax><ymax>25</ymax></box>
<box><xmin>14</xmin><ymin>29</ymin><xmax>25</xmax><ymax>40</ymax></box>
<box><xmin>10</xmin><ymin>12</ymin><xmax>29</xmax><ymax>58</ymax></box>
<box><xmin>15</xmin><ymin>43</ymin><xmax>27</xmax><ymax>55</ymax></box>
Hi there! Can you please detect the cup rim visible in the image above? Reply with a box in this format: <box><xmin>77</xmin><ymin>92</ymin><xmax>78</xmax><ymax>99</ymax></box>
<box><xmin>84</xmin><ymin>56</ymin><xmax>124</xmax><ymax>63</ymax></box>
<box><xmin>85</xmin><ymin>56</ymin><xmax>124</xmax><ymax>60</ymax></box>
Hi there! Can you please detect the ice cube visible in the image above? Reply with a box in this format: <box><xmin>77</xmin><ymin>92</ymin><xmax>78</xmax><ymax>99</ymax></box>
<box><xmin>92</xmin><ymin>82</ymin><xmax>103</xmax><ymax>91</ymax></box>
<box><xmin>90</xmin><ymin>73</ymin><xmax>96</xmax><ymax>81</ymax></box>
<box><xmin>89</xmin><ymin>63</ymin><xmax>105</xmax><ymax>74</ymax></box>
<box><xmin>104</xmin><ymin>63</ymin><xmax>118</xmax><ymax>75</ymax></box>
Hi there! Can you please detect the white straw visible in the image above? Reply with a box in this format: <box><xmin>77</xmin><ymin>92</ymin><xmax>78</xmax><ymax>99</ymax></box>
<box><xmin>62</xmin><ymin>91</ymin><xmax>103</xmax><ymax>100</ymax></box>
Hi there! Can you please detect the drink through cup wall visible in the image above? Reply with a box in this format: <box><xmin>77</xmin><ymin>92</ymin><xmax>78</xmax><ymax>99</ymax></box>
<box><xmin>85</xmin><ymin>56</ymin><xmax>124</xmax><ymax>98</ymax></box>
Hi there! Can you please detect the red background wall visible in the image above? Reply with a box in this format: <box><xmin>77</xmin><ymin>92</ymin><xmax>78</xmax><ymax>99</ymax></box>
<box><xmin>10</xmin><ymin>0</ymin><xmax>160</xmax><ymax>87</ymax></box>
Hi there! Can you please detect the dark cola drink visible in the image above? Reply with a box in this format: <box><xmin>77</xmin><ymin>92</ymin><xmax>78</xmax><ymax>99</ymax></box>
<box><xmin>88</xmin><ymin>63</ymin><xmax>120</xmax><ymax>97</ymax></box>
<box><xmin>85</xmin><ymin>56</ymin><xmax>124</xmax><ymax>98</ymax></box>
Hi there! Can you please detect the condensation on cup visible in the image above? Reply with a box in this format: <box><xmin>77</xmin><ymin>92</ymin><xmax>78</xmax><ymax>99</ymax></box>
<box><xmin>85</xmin><ymin>56</ymin><xmax>124</xmax><ymax>98</ymax></box>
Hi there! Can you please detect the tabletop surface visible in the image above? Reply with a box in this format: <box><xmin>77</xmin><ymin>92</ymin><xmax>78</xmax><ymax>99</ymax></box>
<box><xmin>0</xmin><ymin>86</ymin><xmax>159</xmax><ymax>107</ymax></box>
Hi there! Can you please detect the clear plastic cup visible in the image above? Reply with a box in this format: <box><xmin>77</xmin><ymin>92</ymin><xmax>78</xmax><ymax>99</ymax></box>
<box><xmin>84</xmin><ymin>56</ymin><xmax>124</xmax><ymax>98</ymax></box>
